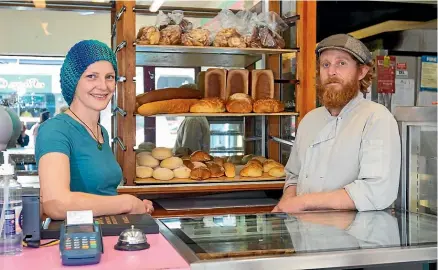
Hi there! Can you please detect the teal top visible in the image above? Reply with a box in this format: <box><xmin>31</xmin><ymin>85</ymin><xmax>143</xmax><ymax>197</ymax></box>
<box><xmin>35</xmin><ymin>113</ymin><xmax>122</xmax><ymax>196</ymax></box>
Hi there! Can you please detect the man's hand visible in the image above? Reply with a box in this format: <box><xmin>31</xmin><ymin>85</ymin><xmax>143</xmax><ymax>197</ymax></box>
<box><xmin>272</xmin><ymin>195</ymin><xmax>306</xmax><ymax>213</ymax></box>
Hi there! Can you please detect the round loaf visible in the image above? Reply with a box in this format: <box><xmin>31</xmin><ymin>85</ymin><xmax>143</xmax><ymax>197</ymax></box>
<box><xmin>253</xmin><ymin>99</ymin><xmax>285</xmax><ymax>113</ymax></box>
<box><xmin>152</xmin><ymin>147</ymin><xmax>173</xmax><ymax>160</ymax></box>
<box><xmin>226</xmin><ymin>93</ymin><xmax>253</xmax><ymax>113</ymax></box>
<box><xmin>137</xmin><ymin>154</ymin><xmax>159</xmax><ymax>167</ymax></box>
<box><xmin>138</xmin><ymin>142</ymin><xmax>156</xmax><ymax>151</ymax></box>
<box><xmin>190</xmin><ymin>167</ymin><xmax>211</xmax><ymax>180</ymax></box>
<box><xmin>263</xmin><ymin>160</ymin><xmax>283</xmax><ymax>173</ymax></box>
<box><xmin>240</xmin><ymin>164</ymin><xmax>263</xmax><ymax>177</ymax></box>
<box><xmin>173</xmin><ymin>166</ymin><xmax>191</xmax><ymax>178</ymax></box>
<box><xmin>153</xmin><ymin>167</ymin><xmax>174</xmax><ymax>181</ymax></box>
<box><xmin>136</xmin><ymin>166</ymin><xmax>153</xmax><ymax>178</ymax></box>
<box><xmin>190</xmin><ymin>150</ymin><xmax>212</xmax><ymax>162</ymax></box>
<box><xmin>161</xmin><ymin>157</ymin><xmax>183</xmax><ymax>170</ymax></box>
<box><xmin>206</xmin><ymin>163</ymin><xmax>225</xmax><ymax>178</ymax></box>
<box><xmin>268</xmin><ymin>166</ymin><xmax>285</xmax><ymax>177</ymax></box>
<box><xmin>190</xmin><ymin>97</ymin><xmax>226</xmax><ymax>113</ymax></box>
<box><xmin>223</xmin><ymin>162</ymin><xmax>236</xmax><ymax>178</ymax></box>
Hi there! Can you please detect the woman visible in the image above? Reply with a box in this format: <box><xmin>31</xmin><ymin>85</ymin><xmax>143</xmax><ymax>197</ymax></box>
<box><xmin>36</xmin><ymin>40</ymin><xmax>153</xmax><ymax>220</ymax></box>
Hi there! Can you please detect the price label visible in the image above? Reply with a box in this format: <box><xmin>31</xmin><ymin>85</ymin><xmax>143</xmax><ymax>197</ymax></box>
<box><xmin>396</xmin><ymin>70</ymin><xmax>408</xmax><ymax>77</ymax></box>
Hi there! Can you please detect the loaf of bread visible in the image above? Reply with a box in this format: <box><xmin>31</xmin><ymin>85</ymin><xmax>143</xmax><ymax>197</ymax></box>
<box><xmin>213</xmin><ymin>157</ymin><xmax>225</xmax><ymax>167</ymax></box>
<box><xmin>251</xmin><ymin>70</ymin><xmax>274</xmax><ymax>100</ymax></box>
<box><xmin>240</xmin><ymin>164</ymin><xmax>263</xmax><ymax>177</ymax></box>
<box><xmin>173</xmin><ymin>166</ymin><xmax>191</xmax><ymax>178</ymax></box>
<box><xmin>190</xmin><ymin>167</ymin><xmax>211</xmax><ymax>180</ymax></box>
<box><xmin>190</xmin><ymin>98</ymin><xmax>226</xmax><ymax>113</ymax></box>
<box><xmin>247</xmin><ymin>159</ymin><xmax>263</xmax><ymax>168</ymax></box>
<box><xmin>159</xmin><ymin>25</ymin><xmax>182</xmax><ymax>45</ymax></box>
<box><xmin>268</xmin><ymin>166</ymin><xmax>285</xmax><ymax>177</ymax></box>
<box><xmin>136</xmin><ymin>88</ymin><xmax>202</xmax><ymax>106</ymax></box>
<box><xmin>137</xmin><ymin>99</ymin><xmax>198</xmax><ymax>116</ymax></box>
<box><xmin>263</xmin><ymin>160</ymin><xmax>283</xmax><ymax>173</ymax></box>
<box><xmin>223</xmin><ymin>162</ymin><xmax>236</xmax><ymax>178</ymax></box>
<box><xmin>253</xmin><ymin>99</ymin><xmax>285</xmax><ymax>113</ymax></box>
<box><xmin>152</xmin><ymin>147</ymin><xmax>173</xmax><ymax>161</ymax></box>
<box><xmin>183</xmin><ymin>159</ymin><xmax>194</xmax><ymax>168</ymax></box>
<box><xmin>226</xmin><ymin>93</ymin><xmax>253</xmax><ymax>113</ymax></box>
<box><xmin>205</xmin><ymin>69</ymin><xmax>227</xmax><ymax>99</ymax></box>
<box><xmin>251</xmin><ymin>156</ymin><xmax>267</xmax><ymax>164</ymax></box>
<box><xmin>226</xmin><ymin>70</ymin><xmax>249</xmax><ymax>97</ymax></box>
<box><xmin>153</xmin><ymin>167</ymin><xmax>174</xmax><ymax>181</ymax></box>
<box><xmin>160</xmin><ymin>157</ymin><xmax>183</xmax><ymax>170</ymax></box>
<box><xmin>136</xmin><ymin>26</ymin><xmax>160</xmax><ymax>45</ymax></box>
<box><xmin>206</xmin><ymin>163</ymin><xmax>225</xmax><ymax>178</ymax></box>
<box><xmin>137</xmin><ymin>154</ymin><xmax>159</xmax><ymax>167</ymax></box>
<box><xmin>136</xmin><ymin>166</ymin><xmax>153</xmax><ymax>178</ymax></box>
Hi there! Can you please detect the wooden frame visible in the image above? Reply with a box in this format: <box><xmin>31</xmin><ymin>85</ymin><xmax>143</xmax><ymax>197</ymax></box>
<box><xmin>111</xmin><ymin>0</ymin><xmax>316</xmax><ymax>191</ymax></box>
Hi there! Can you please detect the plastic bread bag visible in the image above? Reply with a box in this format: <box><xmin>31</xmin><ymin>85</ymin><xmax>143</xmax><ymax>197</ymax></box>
<box><xmin>257</xmin><ymin>11</ymin><xmax>288</xmax><ymax>48</ymax></box>
<box><xmin>155</xmin><ymin>10</ymin><xmax>171</xmax><ymax>30</ymax></box>
<box><xmin>207</xmin><ymin>9</ymin><xmax>246</xmax><ymax>48</ymax></box>
<box><xmin>235</xmin><ymin>10</ymin><xmax>262</xmax><ymax>48</ymax></box>
<box><xmin>168</xmin><ymin>10</ymin><xmax>193</xmax><ymax>33</ymax></box>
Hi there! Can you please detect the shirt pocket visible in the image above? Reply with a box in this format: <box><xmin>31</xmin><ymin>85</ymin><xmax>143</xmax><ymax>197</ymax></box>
<box><xmin>359</xmin><ymin>139</ymin><xmax>384</xmax><ymax>178</ymax></box>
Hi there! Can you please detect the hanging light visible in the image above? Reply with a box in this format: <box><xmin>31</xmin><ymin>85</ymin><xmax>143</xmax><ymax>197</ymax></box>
<box><xmin>149</xmin><ymin>0</ymin><xmax>165</xmax><ymax>13</ymax></box>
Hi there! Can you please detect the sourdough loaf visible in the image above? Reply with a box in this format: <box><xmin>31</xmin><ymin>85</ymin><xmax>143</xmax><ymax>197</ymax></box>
<box><xmin>253</xmin><ymin>99</ymin><xmax>285</xmax><ymax>113</ymax></box>
<box><xmin>190</xmin><ymin>97</ymin><xmax>226</xmax><ymax>113</ymax></box>
<box><xmin>251</xmin><ymin>70</ymin><xmax>274</xmax><ymax>100</ymax></box>
<box><xmin>225</xmin><ymin>93</ymin><xmax>253</xmax><ymax>113</ymax></box>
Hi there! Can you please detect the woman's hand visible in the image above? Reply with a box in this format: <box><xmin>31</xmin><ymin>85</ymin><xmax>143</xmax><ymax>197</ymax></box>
<box><xmin>128</xmin><ymin>195</ymin><xmax>154</xmax><ymax>214</ymax></box>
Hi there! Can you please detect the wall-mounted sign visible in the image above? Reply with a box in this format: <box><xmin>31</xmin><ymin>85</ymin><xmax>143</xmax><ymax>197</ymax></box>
<box><xmin>376</xmin><ymin>55</ymin><xmax>396</xmax><ymax>94</ymax></box>
<box><xmin>0</xmin><ymin>75</ymin><xmax>52</xmax><ymax>94</ymax></box>
<box><xmin>420</xmin><ymin>56</ymin><xmax>437</xmax><ymax>92</ymax></box>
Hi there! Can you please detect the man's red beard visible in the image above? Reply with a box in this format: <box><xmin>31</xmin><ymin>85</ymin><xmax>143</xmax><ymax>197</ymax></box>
<box><xmin>317</xmin><ymin>76</ymin><xmax>360</xmax><ymax>110</ymax></box>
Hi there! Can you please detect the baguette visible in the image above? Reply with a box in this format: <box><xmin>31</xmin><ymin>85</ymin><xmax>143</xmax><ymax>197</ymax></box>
<box><xmin>137</xmin><ymin>99</ymin><xmax>198</xmax><ymax>116</ymax></box>
<box><xmin>136</xmin><ymin>88</ymin><xmax>202</xmax><ymax>106</ymax></box>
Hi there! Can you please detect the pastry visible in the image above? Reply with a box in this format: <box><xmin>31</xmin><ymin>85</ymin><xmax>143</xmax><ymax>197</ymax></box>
<box><xmin>190</xmin><ymin>150</ymin><xmax>212</xmax><ymax>162</ymax></box>
<box><xmin>151</xmin><ymin>147</ymin><xmax>173</xmax><ymax>161</ymax></box>
<box><xmin>241</xmin><ymin>154</ymin><xmax>255</xmax><ymax>165</ymax></box>
<box><xmin>152</xmin><ymin>167</ymin><xmax>174</xmax><ymax>181</ymax></box>
<box><xmin>160</xmin><ymin>157</ymin><xmax>183</xmax><ymax>170</ymax></box>
<box><xmin>159</xmin><ymin>25</ymin><xmax>182</xmax><ymax>45</ymax></box>
<box><xmin>268</xmin><ymin>166</ymin><xmax>286</xmax><ymax>177</ymax></box>
<box><xmin>136</xmin><ymin>88</ymin><xmax>202</xmax><ymax>106</ymax></box>
<box><xmin>251</xmin><ymin>156</ymin><xmax>267</xmax><ymax>164</ymax></box>
<box><xmin>183</xmin><ymin>159</ymin><xmax>194</xmax><ymax>168</ymax></box>
<box><xmin>226</xmin><ymin>93</ymin><xmax>253</xmax><ymax>113</ymax></box>
<box><xmin>251</xmin><ymin>70</ymin><xmax>274</xmax><ymax>100</ymax></box>
<box><xmin>136</xmin><ymin>166</ymin><xmax>153</xmax><ymax>178</ymax></box>
<box><xmin>226</xmin><ymin>70</ymin><xmax>249</xmax><ymax>97</ymax></box>
<box><xmin>190</xmin><ymin>167</ymin><xmax>211</xmax><ymax>180</ymax></box>
<box><xmin>182</xmin><ymin>28</ymin><xmax>211</xmax><ymax>46</ymax></box>
<box><xmin>137</xmin><ymin>154</ymin><xmax>159</xmax><ymax>167</ymax></box>
<box><xmin>227</xmin><ymin>155</ymin><xmax>244</xmax><ymax>165</ymax></box>
<box><xmin>205</xmin><ymin>69</ymin><xmax>227</xmax><ymax>100</ymax></box>
<box><xmin>263</xmin><ymin>160</ymin><xmax>283</xmax><ymax>173</ymax></box>
<box><xmin>253</xmin><ymin>99</ymin><xmax>285</xmax><ymax>113</ymax></box>
<box><xmin>213</xmin><ymin>157</ymin><xmax>225</xmax><ymax>167</ymax></box>
<box><xmin>240</xmin><ymin>164</ymin><xmax>263</xmax><ymax>177</ymax></box>
<box><xmin>247</xmin><ymin>159</ymin><xmax>263</xmax><ymax>168</ymax></box>
<box><xmin>136</xmin><ymin>26</ymin><xmax>160</xmax><ymax>45</ymax></box>
<box><xmin>137</xmin><ymin>99</ymin><xmax>198</xmax><ymax>116</ymax></box>
<box><xmin>206</xmin><ymin>163</ymin><xmax>225</xmax><ymax>178</ymax></box>
<box><xmin>173</xmin><ymin>166</ymin><xmax>191</xmax><ymax>178</ymax></box>
<box><xmin>228</xmin><ymin>36</ymin><xmax>246</xmax><ymax>48</ymax></box>
<box><xmin>213</xmin><ymin>28</ymin><xmax>242</xmax><ymax>47</ymax></box>
<box><xmin>190</xmin><ymin>98</ymin><xmax>226</xmax><ymax>113</ymax></box>
<box><xmin>223</xmin><ymin>162</ymin><xmax>236</xmax><ymax>178</ymax></box>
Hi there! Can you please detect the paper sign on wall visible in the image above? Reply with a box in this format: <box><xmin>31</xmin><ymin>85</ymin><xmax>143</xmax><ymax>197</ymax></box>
<box><xmin>396</xmin><ymin>62</ymin><xmax>408</xmax><ymax>77</ymax></box>
<box><xmin>420</xmin><ymin>56</ymin><xmax>437</xmax><ymax>92</ymax></box>
<box><xmin>377</xmin><ymin>56</ymin><xmax>396</xmax><ymax>93</ymax></box>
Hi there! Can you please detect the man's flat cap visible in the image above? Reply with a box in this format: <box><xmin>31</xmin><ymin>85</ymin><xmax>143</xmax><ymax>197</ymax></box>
<box><xmin>316</xmin><ymin>34</ymin><xmax>372</xmax><ymax>64</ymax></box>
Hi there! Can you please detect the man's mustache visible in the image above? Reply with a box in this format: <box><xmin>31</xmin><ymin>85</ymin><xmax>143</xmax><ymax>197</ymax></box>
<box><xmin>324</xmin><ymin>78</ymin><xmax>343</xmax><ymax>85</ymax></box>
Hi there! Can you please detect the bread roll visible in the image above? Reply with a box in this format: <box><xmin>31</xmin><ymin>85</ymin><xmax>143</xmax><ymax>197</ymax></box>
<box><xmin>227</xmin><ymin>155</ymin><xmax>244</xmax><ymax>164</ymax></box>
<box><xmin>268</xmin><ymin>166</ymin><xmax>285</xmax><ymax>177</ymax></box>
<box><xmin>190</xmin><ymin>97</ymin><xmax>226</xmax><ymax>113</ymax></box>
<box><xmin>136</xmin><ymin>88</ymin><xmax>202</xmax><ymax>106</ymax></box>
<box><xmin>183</xmin><ymin>160</ymin><xmax>194</xmax><ymax>168</ymax></box>
<box><xmin>136</xmin><ymin>166</ymin><xmax>153</xmax><ymax>178</ymax></box>
<box><xmin>226</xmin><ymin>70</ymin><xmax>249</xmax><ymax>97</ymax></box>
<box><xmin>226</xmin><ymin>93</ymin><xmax>253</xmax><ymax>113</ymax></box>
<box><xmin>153</xmin><ymin>167</ymin><xmax>174</xmax><ymax>181</ymax></box>
<box><xmin>205</xmin><ymin>69</ymin><xmax>227</xmax><ymax>100</ymax></box>
<box><xmin>251</xmin><ymin>156</ymin><xmax>267</xmax><ymax>164</ymax></box>
<box><xmin>263</xmin><ymin>160</ymin><xmax>283</xmax><ymax>173</ymax></box>
<box><xmin>137</xmin><ymin>154</ymin><xmax>159</xmax><ymax>167</ymax></box>
<box><xmin>240</xmin><ymin>164</ymin><xmax>263</xmax><ymax>177</ymax></box>
<box><xmin>213</xmin><ymin>157</ymin><xmax>225</xmax><ymax>167</ymax></box>
<box><xmin>151</xmin><ymin>147</ymin><xmax>173</xmax><ymax>160</ymax></box>
<box><xmin>136</xmin><ymin>151</ymin><xmax>151</xmax><ymax>159</ymax></box>
<box><xmin>241</xmin><ymin>154</ymin><xmax>255</xmax><ymax>165</ymax></box>
<box><xmin>206</xmin><ymin>163</ymin><xmax>225</xmax><ymax>177</ymax></box>
<box><xmin>251</xmin><ymin>70</ymin><xmax>274</xmax><ymax>100</ymax></box>
<box><xmin>190</xmin><ymin>150</ymin><xmax>213</xmax><ymax>162</ymax></box>
<box><xmin>160</xmin><ymin>157</ymin><xmax>183</xmax><ymax>170</ymax></box>
<box><xmin>186</xmin><ymin>161</ymin><xmax>207</xmax><ymax>170</ymax></box>
<box><xmin>137</xmin><ymin>99</ymin><xmax>199</xmax><ymax>116</ymax></box>
<box><xmin>190</xmin><ymin>167</ymin><xmax>211</xmax><ymax>180</ymax></box>
<box><xmin>138</xmin><ymin>142</ymin><xmax>156</xmax><ymax>151</ymax></box>
<box><xmin>253</xmin><ymin>99</ymin><xmax>285</xmax><ymax>113</ymax></box>
<box><xmin>247</xmin><ymin>159</ymin><xmax>263</xmax><ymax>168</ymax></box>
<box><xmin>173</xmin><ymin>166</ymin><xmax>191</xmax><ymax>178</ymax></box>
<box><xmin>223</xmin><ymin>162</ymin><xmax>236</xmax><ymax>178</ymax></box>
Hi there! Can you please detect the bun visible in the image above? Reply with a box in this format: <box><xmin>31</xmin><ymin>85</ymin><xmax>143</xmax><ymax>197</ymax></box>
<box><xmin>136</xmin><ymin>88</ymin><xmax>201</xmax><ymax>106</ymax></box>
<box><xmin>160</xmin><ymin>157</ymin><xmax>183</xmax><ymax>169</ymax></box>
<box><xmin>263</xmin><ymin>160</ymin><xmax>283</xmax><ymax>173</ymax></box>
<box><xmin>226</xmin><ymin>93</ymin><xmax>253</xmax><ymax>113</ymax></box>
<box><xmin>223</xmin><ymin>162</ymin><xmax>236</xmax><ymax>178</ymax></box>
<box><xmin>240</xmin><ymin>164</ymin><xmax>263</xmax><ymax>177</ymax></box>
<box><xmin>152</xmin><ymin>167</ymin><xmax>174</xmax><ymax>181</ymax></box>
<box><xmin>173</xmin><ymin>167</ymin><xmax>191</xmax><ymax>178</ymax></box>
<box><xmin>136</xmin><ymin>166</ymin><xmax>153</xmax><ymax>178</ymax></box>
<box><xmin>205</xmin><ymin>69</ymin><xmax>227</xmax><ymax>99</ymax></box>
<box><xmin>152</xmin><ymin>147</ymin><xmax>173</xmax><ymax>160</ymax></box>
<box><xmin>213</xmin><ymin>157</ymin><xmax>225</xmax><ymax>167</ymax></box>
<box><xmin>251</xmin><ymin>70</ymin><xmax>274</xmax><ymax>100</ymax></box>
<box><xmin>268</xmin><ymin>166</ymin><xmax>285</xmax><ymax>177</ymax></box>
<box><xmin>247</xmin><ymin>159</ymin><xmax>263</xmax><ymax>168</ymax></box>
<box><xmin>190</xmin><ymin>167</ymin><xmax>211</xmax><ymax>180</ymax></box>
<box><xmin>190</xmin><ymin>150</ymin><xmax>213</xmax><ymax>162</ymax></box>
<box><xmin>137</xmin><ymin>154</ymin><xmax>159</xmax><ymax>167</ymax></box>
<box><xmin>137</xmin><ymin>99</ymin><xmax>199</xmax><ymax>116</ymax></box>
<box><xmin>206</xmin><ymin>163</ymin><xmax>225</xmax><ymax>177</ymax></box>
<box><xmin>251</xmin><ymin>156</ymin><xmax>267</xmax><ymax>163</ymax></box>
<box><xmin>241</xmin><ymin>154</ymin><xmax>255</xmax><ymax>165</ymax></box>
<box><xmin>187</xmin><ymin>161</ymin><xmax>207</xmax><ymax>170</ymax></box>
<box><xmin>226</xmin><ymin>70</ymin><xmax>249</xmax><ymax>97</ymax></box>
<box><xmin>227</xmin><ymin>155</ymin><xmax>244</xmax><ymax>164</ymax></box>
<box><xmin>183</xmin><ymin>160</ymin><xmax>194</xmax><ymax>168</ymax></box>
<box><xmin>190</xmin><ymin>98</ymin><xmax>226</xmax><ymax>113</ymax></box>
<box><xmin>253</xmin><ymin>99</ymin><xmax>285</xmax><ymax>113</ymax></box>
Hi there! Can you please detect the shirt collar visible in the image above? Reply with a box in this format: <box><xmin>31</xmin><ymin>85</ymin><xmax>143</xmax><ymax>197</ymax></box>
<box><xmin>324</xmin><ymin>92</ymin><xmax>364</xmax><ymax>119</ymax></box>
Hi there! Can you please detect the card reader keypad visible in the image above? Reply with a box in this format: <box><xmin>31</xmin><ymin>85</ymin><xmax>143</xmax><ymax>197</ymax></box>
<box><xmin>65</xmin><ymin>236</ymin><xmax>97</xmax><ymax>250</ymax></box>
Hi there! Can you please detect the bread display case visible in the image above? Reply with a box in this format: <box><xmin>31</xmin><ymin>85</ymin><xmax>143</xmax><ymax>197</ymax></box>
<box><xmin>112</xmin><ymin>1</ymin><xmax>316</xmax><ymax>212</ymax></box>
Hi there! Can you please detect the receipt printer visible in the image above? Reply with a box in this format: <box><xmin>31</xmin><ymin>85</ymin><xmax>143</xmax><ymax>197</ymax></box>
<box><xmin>21</xmin><ymin>187</ymin><xmax>41</xmax><ymax>245</ymax></box>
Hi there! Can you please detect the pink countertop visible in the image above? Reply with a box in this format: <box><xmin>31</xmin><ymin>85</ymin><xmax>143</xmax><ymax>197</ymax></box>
<box><xmin>2</xmin><ymin>234</ymin><xmax>190</xmax><ymax>270</ymax></box>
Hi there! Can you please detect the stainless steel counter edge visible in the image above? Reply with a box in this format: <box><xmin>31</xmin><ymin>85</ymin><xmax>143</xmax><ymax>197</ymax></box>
<box><xmin>188</xmin><ymin>245</ymin><xmax>437</xmax><ymax>270</ymax></box>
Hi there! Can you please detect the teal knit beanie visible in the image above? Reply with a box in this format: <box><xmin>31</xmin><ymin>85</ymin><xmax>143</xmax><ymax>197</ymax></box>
<box><xmin>60</xmin><ymin>39</ymin><xmax>118</xmax><ymax>105</ymax></box>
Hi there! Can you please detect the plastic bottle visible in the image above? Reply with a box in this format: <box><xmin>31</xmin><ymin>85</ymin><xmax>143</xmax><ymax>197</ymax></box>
<box><xmin>0</xmin><ymin>151</ymin><xmax>23</xmax><ymax>255</ymax></box>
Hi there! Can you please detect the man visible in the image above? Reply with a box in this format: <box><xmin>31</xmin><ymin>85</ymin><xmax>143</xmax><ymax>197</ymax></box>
<box><xmin>273</xmin><ymin>34</ymin><xmax>401</xmax><ymax>213</ymax></box>
<box><xmin>17</xmin><ymin>121</ymin><xmax>29</xmax><ymax>147</ymax></box>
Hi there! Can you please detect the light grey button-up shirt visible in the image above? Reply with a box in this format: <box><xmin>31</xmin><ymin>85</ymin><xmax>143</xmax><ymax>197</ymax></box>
<box><xmin>284</xmin><ymin>94</ymin><xmax>401</xmax><ymax>211</ymax></box>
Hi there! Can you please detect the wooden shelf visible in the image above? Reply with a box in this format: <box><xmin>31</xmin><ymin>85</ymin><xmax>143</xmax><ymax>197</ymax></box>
<box><xmin>140</xmin><ymin>112</ymin><xmax>299</xmax><ymax>117</ymax></box>
<box><xmin>118</xmin><ymin>180</ymin><xmax>285</xmax><ymax>195</ymax></box>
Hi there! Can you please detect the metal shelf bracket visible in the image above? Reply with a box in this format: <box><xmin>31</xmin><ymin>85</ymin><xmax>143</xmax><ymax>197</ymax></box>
<box><xmin>113</xmin><ymin>106</ymin><xmax>127</xmax><ymax>117</ymax></box>
<box><xmin>113</xmin><ymin>137</ymin><xmax>127</xmax><ymax>151</ymax></box>
<box><xmin>114</xmin><ymin>41</ymin><xmax>127</xmax><ymax>54</ymax></box>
